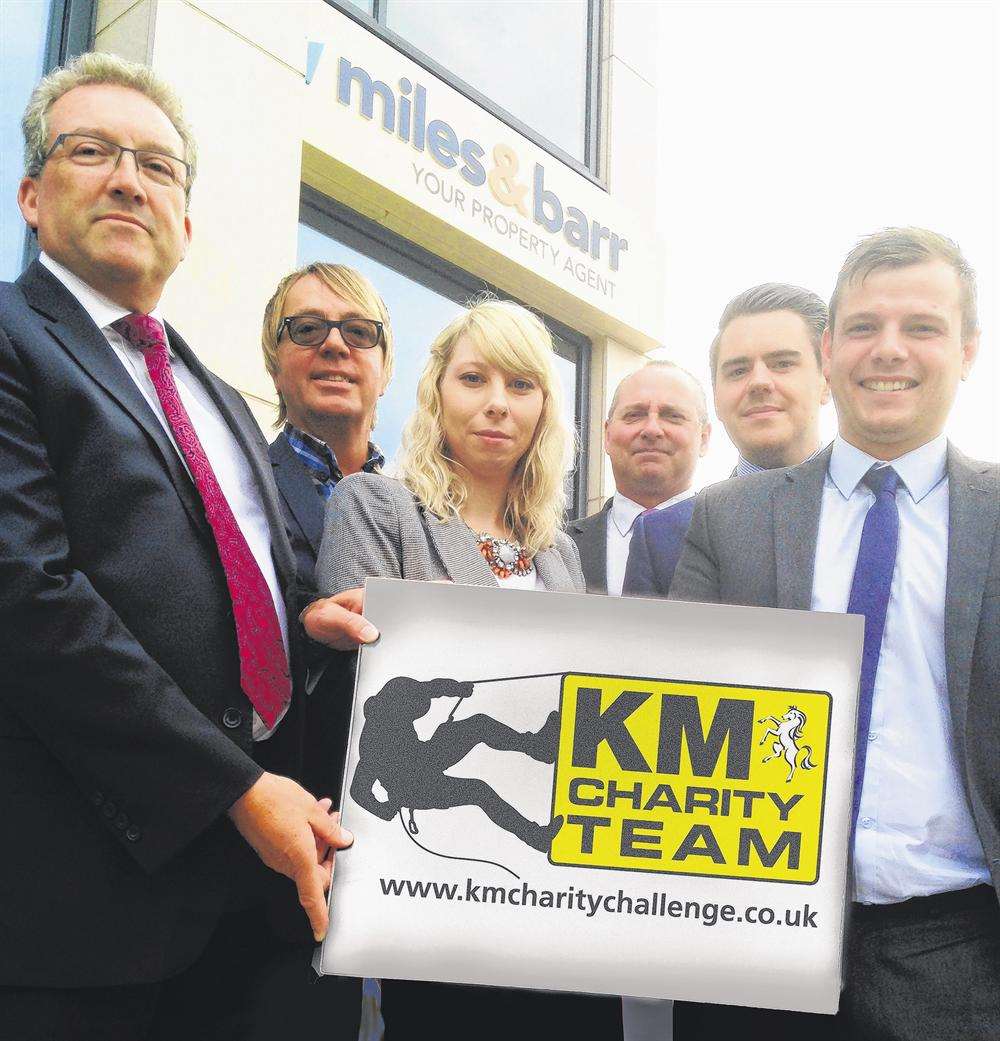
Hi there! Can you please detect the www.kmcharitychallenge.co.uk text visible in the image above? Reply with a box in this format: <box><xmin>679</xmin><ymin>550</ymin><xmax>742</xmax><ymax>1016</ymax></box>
<box><xmin>378</xmin><ymin>876</ymin><xmax>820</xmax><ymax>929</ymax></box>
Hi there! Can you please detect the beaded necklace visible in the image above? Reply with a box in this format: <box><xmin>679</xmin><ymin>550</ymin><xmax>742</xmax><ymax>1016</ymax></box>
<box><xmin>473</xmin><ymin>530</ymin><xmax>534</xmax><ymax>579</ymax></box>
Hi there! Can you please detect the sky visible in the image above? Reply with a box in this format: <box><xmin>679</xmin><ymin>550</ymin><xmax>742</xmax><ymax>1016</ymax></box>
<box><xmin>650</xmin><ymin>2</ymin><xmax>997</xmax><ymax>487</ymax></box>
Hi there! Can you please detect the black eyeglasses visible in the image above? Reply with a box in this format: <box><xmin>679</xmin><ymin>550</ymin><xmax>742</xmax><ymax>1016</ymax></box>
<box><xmin>42</xmin><ymin>133</ymin><xmax>190</xmax><ymax>190</ymax></box>
<box><xmin>279</xmin><ymin>315</ymin><xmax>385</xmax><ymax>350</ymax></box>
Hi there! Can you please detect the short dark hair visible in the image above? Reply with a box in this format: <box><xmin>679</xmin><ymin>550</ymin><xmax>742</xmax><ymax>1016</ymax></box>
<box><xmin>829</xmin><ymin>227</ymin><xmax>978</xmax><ymax>340</ymax></box>
<box><xmin>709</xmin><ymin>283</ymin><xmax>827</xmax><ymax>385</ymax></box>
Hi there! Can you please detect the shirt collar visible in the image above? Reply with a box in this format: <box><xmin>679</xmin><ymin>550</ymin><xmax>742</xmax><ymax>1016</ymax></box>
<box><xmin>734</xmin><ymin>455</ymin><xmax>765</xmax><ymax>478</ymax></box>
<box><xmin>40</xmin><ymin>250</ymin><xmax>166</xmax><ymax>328</ymax></box>
<box><xmin>40</xmin><ymin>252</ymin><xmax>170</xmax><ymax>352</ymax></box>
<box><xmin>735</xmin><ymin>444</ymin><xmax>825</xmax><ymax>479</ymax></box>
<box><xmin>609</xmin><ymin>487</ymin><xmax>693</xmax><ymax>537</ymax></box>
<box><xmin>828</xmin><ymin>434</ymin><xmax>947</xmax><ymax>503</ymax></box>
<box><xmin>284</xmin><ymin>423</ymin><xmax>384</xmax><ymax>480</ymax></box>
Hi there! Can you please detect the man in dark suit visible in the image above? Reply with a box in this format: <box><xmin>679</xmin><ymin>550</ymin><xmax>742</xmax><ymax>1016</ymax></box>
<box><xmin>568</xmin><ymin>361</ymin><xmax>710</xmax><ymax>595</ymax></box>
<box><xmin>671</xmin><ymin>228</ymin><xmax>1000</xmax><ymax>1040</ymax></box>
<box><xmin>0</xmin><ymin>53</ymin><xmax>365</xmax><ymax>1040</ymax></box>
<box><xmin>625</xmin><ymin>284</ymin><xmax>830</xmax><ymax>598</ymax></box>
<box><xmin>261</xmin><ymin>262</ymin><xmax>392</xmax><ymax>801</ymax></box>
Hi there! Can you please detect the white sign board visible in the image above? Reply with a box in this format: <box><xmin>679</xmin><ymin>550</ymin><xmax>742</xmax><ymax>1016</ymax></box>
<box><xmin>318</xmin><ymin>579</ymin><xmax>863</xmax><ymax>1014</ymax></box>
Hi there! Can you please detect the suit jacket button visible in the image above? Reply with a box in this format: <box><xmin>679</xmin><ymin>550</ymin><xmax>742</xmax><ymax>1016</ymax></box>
<box><xmin>222</xmin><ymin>708</ymin><xmax>243</xmax><ymax>729</ymax></box>
<box><xmin>102</xmin><ymin>801</ymin><xmax>117</xmax><ymax>819</ymax></box>
<box><xmin>114</xmin><ymin>812</ymin><xmax>129</xmax><ymax>830</ymax></box>
<box><xmin>125</xmin><ymin>825</ymin><xmax>142</xmax><ymax>842</ymax></box>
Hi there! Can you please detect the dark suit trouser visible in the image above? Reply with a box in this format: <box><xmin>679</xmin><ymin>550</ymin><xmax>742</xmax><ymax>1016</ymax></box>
<box><xmin>0</xmin><ymin>908</ymin><xmax>363</xmax><ymax>1041</ymax></box>
<box><xmin>675</xmin><ymin>884</ymin><xmax>1000</xmax><ymax>1041</ymax></box>
<box><xmin>382</xmin><ymin>980</ymin><xmax>623</xmax><ymax>1041</ymax></box>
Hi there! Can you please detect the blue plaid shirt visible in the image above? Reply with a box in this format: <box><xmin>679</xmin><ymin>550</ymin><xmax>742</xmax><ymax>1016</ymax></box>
<box><xmin>284</xmin><ymin>423</ymin><xmax>384</xmax><ymax>500</ymax></box>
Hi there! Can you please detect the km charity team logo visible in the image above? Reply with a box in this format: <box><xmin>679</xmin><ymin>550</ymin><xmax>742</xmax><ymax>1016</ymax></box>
<box><xmin>349</xmin><ymin>672</ymin><xmax>831</xmax><ymax>884</ymax></box>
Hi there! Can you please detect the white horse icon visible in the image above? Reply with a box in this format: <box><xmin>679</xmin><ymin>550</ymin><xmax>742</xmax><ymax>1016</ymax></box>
<box><xmin>758</xmin><ymin>706</ymin><xmax>816</xmax><ymax>782</ymax></box>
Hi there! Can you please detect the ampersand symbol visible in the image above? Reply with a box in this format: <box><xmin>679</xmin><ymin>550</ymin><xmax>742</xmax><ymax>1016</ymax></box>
<box><xmin>487</xmin><ymin>144</ymin><xmax>530</xmax><ymax>217</ymax></box>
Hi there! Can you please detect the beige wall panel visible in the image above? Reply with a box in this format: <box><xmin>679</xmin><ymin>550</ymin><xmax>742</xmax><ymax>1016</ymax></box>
<box><xmin>185</xmin><ymin>0</ymin><xmax>309</xmax><ymax>72</ymax></box>
<box><xmin>606</xmin><ymin>58</ymin><xmax>659</xmax><ymax>225</ymax></box>
<box><xmin>138</xmin><ymin>1</ymin><xmax>304</xmax><ymax>406</ymax></box>
<box><xmin>610</xmin><ymin>0</ymin><xmax>660</xmax><ymax>88</ymax></box>
<box><xmin>95</xmin><ymin>0</ymin><xmax>143</xmax><ymax>37</ymax></box>
<box><xmin>94</xmin><ymin>0</ymin><xmax>154</xmax><ymax>63</ymax></box>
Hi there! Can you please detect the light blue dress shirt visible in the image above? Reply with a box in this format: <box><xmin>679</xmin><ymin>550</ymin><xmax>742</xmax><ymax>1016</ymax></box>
<box><xmin>811</xmin><ymin>436</ymin><xmax>989</xmax><ymax>904</ymax></box>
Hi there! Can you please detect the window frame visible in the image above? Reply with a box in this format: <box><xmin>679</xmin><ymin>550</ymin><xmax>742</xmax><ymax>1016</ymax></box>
<box><xmin>301</xmin><ymin>184</ymin><xmax>592</xmax><ymax>519</ymax></box>
<box><xmin>20</xmin><ymin>0</ymin><xmax>96</xmax><ymax>271</ymax></box>
<box><xmin>325</xmin><ymin>0</ymin><xmax>605</xmax><ymax>188</ymax></box>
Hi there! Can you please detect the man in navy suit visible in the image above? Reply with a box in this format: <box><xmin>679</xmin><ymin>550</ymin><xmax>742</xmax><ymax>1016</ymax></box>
<box><xmin>0</xmin><ymin>53</ymin><xmax>365</xmax><ymax>1040</ymax></box>
<box><xmin>625</xmin><ymin>284</ymin><xmax>830</xmax><ymax>598</ymax></box>
<box><xmin>568</xmin><ymin>362</ymin><xmax>710</xmax><ymax>596</ymax></box>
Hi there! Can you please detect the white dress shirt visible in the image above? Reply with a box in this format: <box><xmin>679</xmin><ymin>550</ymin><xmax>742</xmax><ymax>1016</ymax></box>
<box><xmin>811</xmin><ymin>435</ymin><xmax>989</xmax><ymax>903</ymax></box>
<box><xmin>41</xmin><ymin>254</ymin><xmax>289</xmax><ymax>739</ymax></box>
<box><xmin>606</xmin><ymin>489</ymin><xmax>693</xmax><ymax>598</ymax></box>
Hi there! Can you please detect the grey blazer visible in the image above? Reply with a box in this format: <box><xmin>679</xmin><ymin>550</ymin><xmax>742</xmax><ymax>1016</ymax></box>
<box><xmin>671</xmin><ymin>443</ymin><xmax>1000</xmax><ymax>902</ymax></box>
<box><xmin>317</xmin><ymin>472</ymin><xmax>586</xmax><ymax>596</ymax></box>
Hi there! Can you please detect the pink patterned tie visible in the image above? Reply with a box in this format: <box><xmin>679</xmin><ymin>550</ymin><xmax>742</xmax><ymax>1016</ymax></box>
<box><xmin>113</xmin><ymin>313</ymin><xmax>291</xmax><ymax>728</ymax></box>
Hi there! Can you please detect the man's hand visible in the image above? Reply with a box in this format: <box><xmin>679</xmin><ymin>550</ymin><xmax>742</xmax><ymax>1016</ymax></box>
<box><xmin>301</xmin><ymin>588</ymin><xmax>378</xmax><ymax>651</ymax></box>
<box><xmin>228</xmin><ymin>772</ymin><xmax>353</xmax><ymax>941</ymax></box>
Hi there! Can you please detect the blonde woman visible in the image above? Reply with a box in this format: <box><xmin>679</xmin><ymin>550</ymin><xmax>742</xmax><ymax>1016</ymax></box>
<box><xmin>315</xmin><ymin>298</ymin><xmax>623</xmax><ymax>1040</ymax></box>
<box><xmin>317</xmin><ymin>297</ymin><xmax>582</xmax><ymax>593</ymax></box>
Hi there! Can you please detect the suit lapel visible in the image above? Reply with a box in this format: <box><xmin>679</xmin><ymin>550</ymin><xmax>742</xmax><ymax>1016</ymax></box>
<box><xmin>772</xmin><ymin>448</ymin><xmax>830</xmax><ymax>610</ymax></box>
<box><xmin>19</xmin><ymin>263</ymin><xmax>210</xmax><ymax>539</ymax></box>
<box><xmin>269</xmin><ymin>433</ymin><xmax>324</xmax><ymax>557</ymax></box>
<box><xmin>944</xmin><ymin>445</ymin><xmax>998</xmax><ymax>732</ymax></box>
<box><xmin>569</xmin><ymin>501</ymin><xmax>610</xmax><ymax>594</ymax></box>
<box><xmin>423</xmin><ymin>512</ymin><xmax>498</xmax><ymax>587</ymax></box>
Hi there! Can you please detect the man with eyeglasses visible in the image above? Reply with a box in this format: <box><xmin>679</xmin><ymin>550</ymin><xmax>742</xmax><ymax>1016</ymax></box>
<box><xmin>259</xmin><ymin>266</ymin><xmax>394</xmax><ymax>1041</ymax></box>
<box><xmin>262</xmin><ymin>263</ymin><xmax>394</xmax><ymax>593</ymax></box>
<box><xmin>0</xmin><ymin>53</ymin><xmax>367</xmax><ymax>1040</ymax></box>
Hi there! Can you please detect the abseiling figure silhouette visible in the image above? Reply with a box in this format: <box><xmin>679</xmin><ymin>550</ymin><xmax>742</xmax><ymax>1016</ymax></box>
<box><xmin>350</xmin><ymin>676</ymin><xmax>563</xmax><ymax>852</ymax></box>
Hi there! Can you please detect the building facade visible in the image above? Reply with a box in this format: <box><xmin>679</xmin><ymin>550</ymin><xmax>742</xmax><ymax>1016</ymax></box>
<box><xmin>5</xmin><ymin>0</ymin><xmax>665</xmax><ymax>514</ymax></box>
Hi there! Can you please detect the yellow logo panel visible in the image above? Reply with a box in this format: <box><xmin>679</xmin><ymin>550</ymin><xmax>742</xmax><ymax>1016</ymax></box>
<box><xmin>549</xmin><ymin>674</ymin><xmax>831</xmax><ymax>884</ymax></box>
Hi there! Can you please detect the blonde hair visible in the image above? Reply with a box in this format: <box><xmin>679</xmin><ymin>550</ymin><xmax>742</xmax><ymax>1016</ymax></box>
<box><xmin>22</xmin><ymin>52</ymin><xmax>197</xmax><ymax>202</ymax></box>
<box><xmin>399</xmin><ymin>298</ymin><xmax>571</xmax><ymax>557</ymax></box>
<box><xmin>261</xmin><ymin>262</ymin><xmax>395</xmax><ymax>427</ymax></box>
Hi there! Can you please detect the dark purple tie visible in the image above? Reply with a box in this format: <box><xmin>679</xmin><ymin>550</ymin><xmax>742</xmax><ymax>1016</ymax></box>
<box><xmin>846</xmin><ymin>465</ymin><xmax>900</xmax><ymax>833</ymax></box>
<box><xmin>112</xmin><ymin>314</ymin><xmax>291</xmax><ymax>728</ymax></box>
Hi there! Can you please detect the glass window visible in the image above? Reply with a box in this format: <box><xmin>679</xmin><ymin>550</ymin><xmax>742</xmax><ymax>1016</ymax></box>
<box><xmin>384</xmin><ymin>0</ymin><xmax>590</xmax><ymax>163</ymax></box>
<box><xmin>328</xmin><ymin>0</ymin><xmax>602</xmax><ymax>178</ymax></box>
<box><xmin>1</xmin><ymin>0</ymin><xmax>54</xmax><ymax>279</ymax></box>
<box><xmin>297</xmin><ymin>190</ymin><xmax>589</xmax><ymax>515</ymax></box>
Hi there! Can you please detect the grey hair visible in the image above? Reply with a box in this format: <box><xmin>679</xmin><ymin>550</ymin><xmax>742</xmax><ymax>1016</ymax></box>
<box><xmin>22</xmin><ymin>51</ymin><xmax>197</xmax><ymax>202</ymax></box>
<box><xmin>709</xmin><ymin>283</ymin><xmax>827</xmax><ymax>385</ymax></box>
<box><xmin>829</xmin><ymin>227</ymin><xmax>978</xmax><ymax>340</ymax></box>
<box><xmin>607</xmin><ymin>360</ymin><xmax>709</xmax><ymax>425</ymax></box>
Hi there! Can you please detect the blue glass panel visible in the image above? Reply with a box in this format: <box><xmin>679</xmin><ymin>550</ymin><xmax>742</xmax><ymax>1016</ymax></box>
<box><xmin>1</xmin><ymin>0</ymin><xmax>53</xmax><ymax>279</ymax></box>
